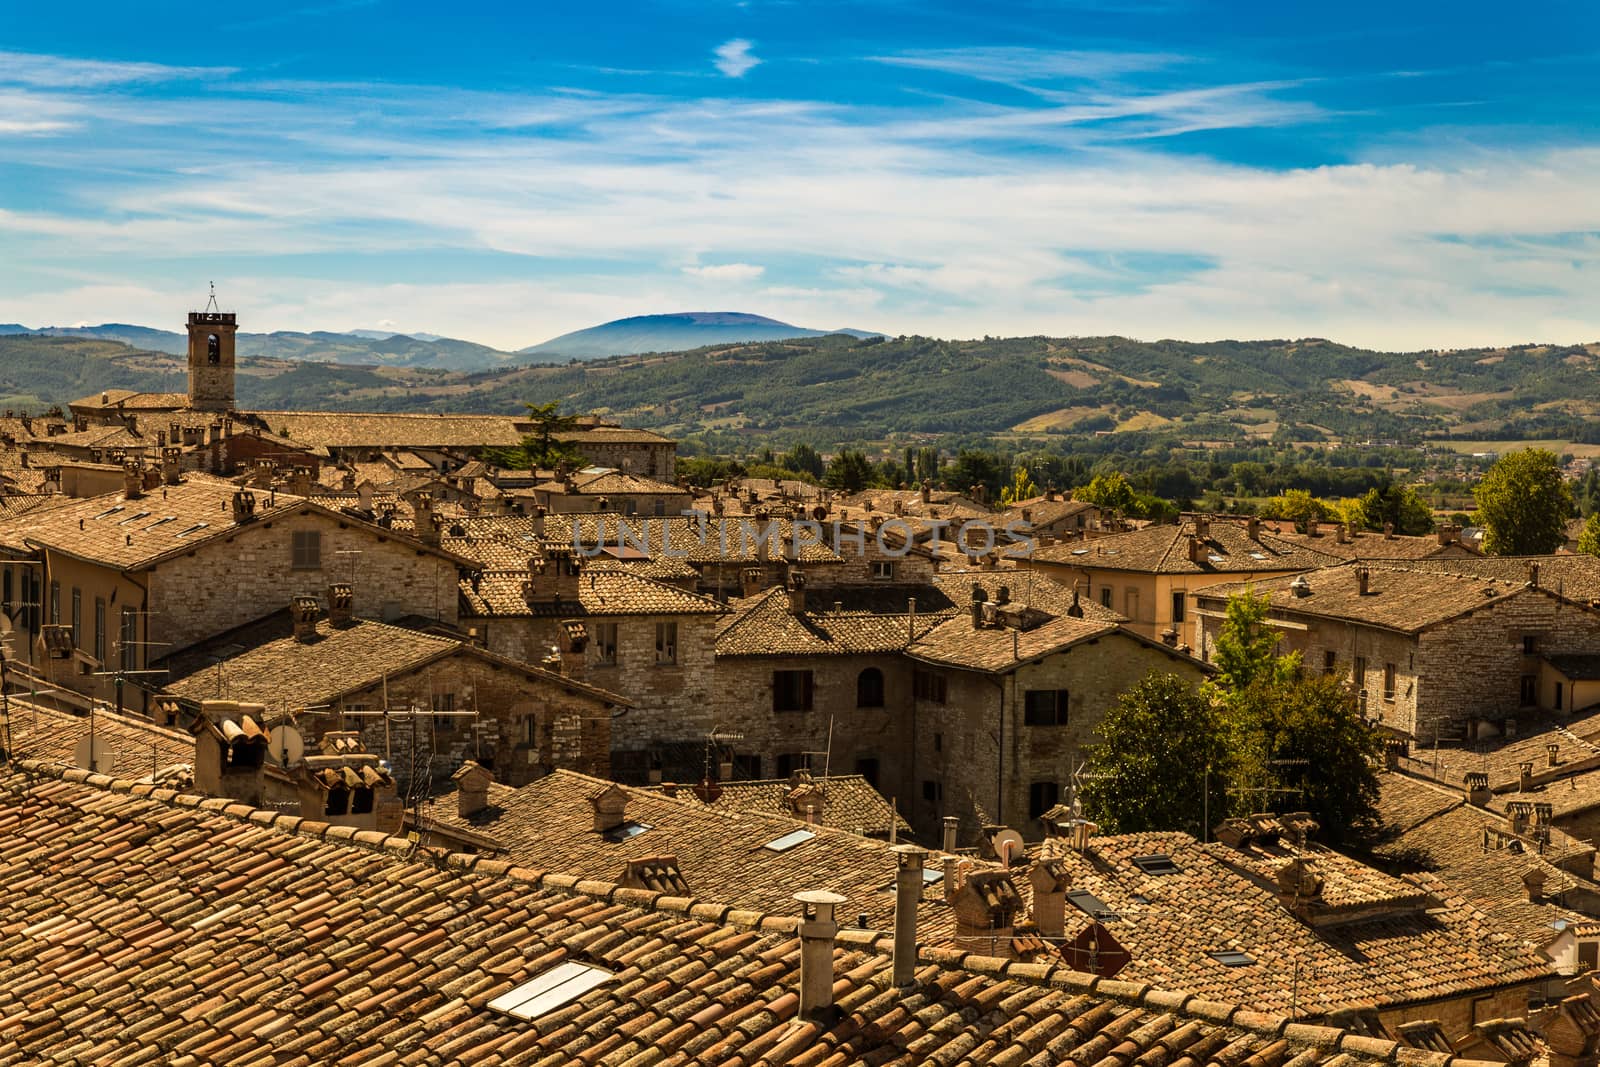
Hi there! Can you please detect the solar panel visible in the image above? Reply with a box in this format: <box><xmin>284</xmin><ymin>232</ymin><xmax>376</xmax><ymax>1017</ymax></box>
<box><xmin>487</xmin><ymin>961</ymin><xmax>614</xmax><ymax>1021</ymax></box>
<box><xmin>763</xmin><ymin>828</ymin><xmax>816</xmax><ymax>853</ymax></box>
<box><xmin>1210</xmin><ymin>949</ymin><xmax>1254</xmax><ymax>967</ymax></box>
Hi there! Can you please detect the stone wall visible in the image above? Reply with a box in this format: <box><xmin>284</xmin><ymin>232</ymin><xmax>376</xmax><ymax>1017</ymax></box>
<box><xmin>149</xmin><ymin>508</ymin><xmax>462</xmax><ymax>654</ymax></box>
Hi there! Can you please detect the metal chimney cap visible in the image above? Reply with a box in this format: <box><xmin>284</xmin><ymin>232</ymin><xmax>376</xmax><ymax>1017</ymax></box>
<box><xmin>794</xmin><ymin>889</ymin><xmax>849</xmax><ymax>907</ymax></box>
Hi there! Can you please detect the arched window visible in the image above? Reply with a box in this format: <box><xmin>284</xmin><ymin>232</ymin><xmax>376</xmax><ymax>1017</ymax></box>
<box><xmin>856</xmin><ymin>667</ymin><xmax>885</xmax><ymax>708</ymax></box>
<box><xmin>207</xmin><ymin>333</ymin><xmax>220</xmax><ymax>364</ymax></box>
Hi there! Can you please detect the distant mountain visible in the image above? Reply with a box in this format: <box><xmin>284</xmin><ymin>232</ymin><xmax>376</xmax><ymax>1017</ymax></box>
<box><xmin>520</xmin><ymin>312</ymin><xmax>881</xmax><ymax>360</ymax></box>
<box><xmin>0</xmin><ymin>323</ymin><xmax>516</xmax><ymax>371</ymax></box>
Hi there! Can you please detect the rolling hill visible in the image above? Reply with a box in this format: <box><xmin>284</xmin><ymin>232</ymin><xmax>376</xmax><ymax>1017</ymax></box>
<box><xmin>520</xmin><ymin>312</ymin><xmax>880</xmax><ymax>359</ymax></box>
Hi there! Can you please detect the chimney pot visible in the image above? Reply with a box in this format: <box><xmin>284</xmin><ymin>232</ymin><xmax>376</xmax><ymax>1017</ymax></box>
<box><xmin>795</xmin><ymin>889</ymin><xmax>848</xmax><ymax>1019</ymax></box>
<box><xmin>327</xmin><ymin>582</ymin><xmax>354</xmax><ymax>627</ymax></box>
<box><xmin>1356</xmin><ymin>566</ymin><xmax>1370</xmax><ymax>596</ymax></box>
<box><xmin>891</xmin><ymin>845</ymin><xmax>927</xmax><ymax>986</ymax></box>
<box><xmin>1383</xmin><ymin>522</ymin><xmax>1395</xmax><ymax>539</ymax></box>
<box><xmin>454</xmin><ymin>761</ymin><xmax>493</xmax><ymax>818</ymax></box>
<box><xmin>290</xmin><ymin>594</ymin><xmax>320</xmax><ymax>643</ymax></box>
<box><xmin>941</xmin><ymin>815</ymin><xmax>959</xmax><ymax>853</ymax></box>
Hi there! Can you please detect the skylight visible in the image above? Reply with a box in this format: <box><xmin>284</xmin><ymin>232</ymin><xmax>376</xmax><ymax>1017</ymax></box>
<box><xmin>174</xmin><ymin>522</ymin><xmax>210</xmax><ymax>538</ymax></box>
<box><xmin>1132</xmin><ymin>854</ymin><xmax>1179</xmax><ymax>876</ymax></box>
<box><xmin>1249</xmin><ymin>552</ymin><xmax>1268</xmax><ymax>561</ymax></box>
<box><xmin>92</xmin><ymin>505</ymin><xmax>125</xmax><ymax>519</ymax></box>
<box><xmin>1066</xmin><ymin>889</ymin><xmax>1119</xmax><ymax>922</ymax></box>
<box><xmin>601</xmin><ymin>821</ymin><xmax>651</xmax><ymax>843</ymax></box>
<box><xmin>1210</xmin><ymin>949</ymin><xmax>1255</xmax><ymax>967</ymax></box>
<box><xmin>763</xmin><ymin>828</ymin><xmax>816</xmax><ymax>853</ymax></box>
<box><xmin>117</xmin><ymin>511</ymin><xmax>152</xmax><ymax>525</ymax></box>
<box><xmin>145</xmin><ymin>516</ymin><xmax>176</xmax><ymax>530</ymax></box>
<box><xmin>487</xmin><ymin>961</ymin><xmax>614</xmax><ymax>1021</ymax></box>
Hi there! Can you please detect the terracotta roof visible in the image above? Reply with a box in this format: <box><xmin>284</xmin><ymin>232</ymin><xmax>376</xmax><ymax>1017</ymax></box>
<box><xmin>462</xmin><ymin>569</ymin><xmax>728</xmax><ymax>618</ymax></box>
<box><xmin>1</xmin><ymin>699</ymin><xmax>193</xmax><ymax>775</ymax></box>
<box><xmin>908</xmin><ymin>612</ymin><xmax>1120</xmax><ymax>673</ymax></box>
<box><xmin>715</xmin><ymin>587</ymin><xmax>950</xmax><ymax>657</ymax></box>
<box><xmin>1370</xmin><ymin>773</ymin><xmax>1600</xmax><ymax>946</ymax></box>
<box><xmin>1022</xmin><ymin>518</ymin><xmax>1342</xmax><ymax>574</ymax></box>
<box><xmin>1196</xmin><ymin>562</ymin><xmax>1566</xmax><ymax>634</ymax></box>
<box><xmin>1401</xmin><ymin>555</ymin><xmax>1600</xmax><ymax>601</ymax></box>
<box><xmin>559</xmin><ymin>426</ymin><xmax>674</xmax><ymax>445</ymax></box>
<box><xmin>1396</xmin><ymin>719</ymin><xmax>1600</xmax><ymax>796</ymax></box>
<box><xmin>1267</xmin><ymin>527</ymin><xmax>1481</xmax><ymax>561</ymax></box>
<box><xmin>0</xmin><ymin>760</ymin><xmax>1479</xmax><ymax>1067</ymax></box>
<box><xmin>245</xmin><ymin>410</ymin><xmax>528</xmax><ymax>448</ymax></box>
<box><xmin>568</xmin><ymin>469</ymin><xmax>688</xmax><ymax>496</ymax></box>
<box><xmin>68</xmin><ymin>390</ymin><xmax>192</xmax><ymax>412</ymax></box>
<box><xmin>679</xmin><ymin>773</ymin><xmax>913</xmax><ymax>837</ymax></box>
<box><xmin>159</xmin><ymin>611</ymin><xmax>628</xmax><ymax>710</ymax></box>
<box><xmin>1033</xmin><ymin>830</ymin><xmax>1554</xmax><ymax>1016</ymax></box>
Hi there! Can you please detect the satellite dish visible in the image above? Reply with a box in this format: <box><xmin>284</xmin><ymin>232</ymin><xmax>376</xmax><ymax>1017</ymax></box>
<box><xmin>73</xmin><ymin>735</ymin><xmax>116</xmax><ymax>774</ymax></box>
<box><xmin>269</xmin><ymin>724</ymin><xmax>305</xmax><ymax>766</ymax></box>
<box><xmin>991</xmin><ymin>828</ymin><xmax>1026</xmax><ymax>867</ymax></box>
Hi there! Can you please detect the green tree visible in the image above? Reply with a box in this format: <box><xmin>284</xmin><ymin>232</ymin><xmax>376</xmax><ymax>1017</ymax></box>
<box><xmin>823</xmin><ymin>449</ymin><xmax>877</xmax><ymax>493</ymax></box>
<box><xmin>482</xmin><ymin>401</ymin><xmax>584</xmax><ymax>469</ymax></box>
<box><xmin>999</xmin><ymin>465</ymin><xmax>1039</xmax><ymax>508</ymax></box>
<box><xmin>779</xmin><ymin>443</ymin><xmax>825</xmax><ymax>479</ymax></box>
<box><xmin>1080</xmin><ymin>671</ymin><xmax>1231</xmax><ymax>838</ymax></box>
<box><xmin>1209</xmin><ymin>591</ymin><xmax>1297</xmax><ymax>694</ymax></box>
<box><xmin>1227</xmin><ymin>674</ymin><xmax>1382</xmax><ymax>843</ymax></box>
<box><xmin>1352</xmin><ymin>480</ymin><xmax>1433</xmax><ymax>535</ymax></box>
<box><xmin>1257</xmin><ymin>489</ymin><xmax>1333</xmax><ymax>531</ymax></box>
<box><xmin>1473</xmin><ymin>448</ymin><xmax>1574</xmax><ymax>555</ymax></box>
<box><xmin>1578</xmin><ymin>512</ymin><xmax>1600</xmax><ymax>557</ymax></box>
<box><xmin>1076</xmin><ymin>472</ymin><xmax>1137</xmax><ymax>515</ymax></box>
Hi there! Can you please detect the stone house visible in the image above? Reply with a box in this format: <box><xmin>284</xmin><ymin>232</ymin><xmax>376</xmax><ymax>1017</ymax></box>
<box><xmin>156</xmin><ymin>590</ymin><xmax>626</xmax><ymax>788</ymax></box>
<box><xmin>0</xmin><ymin>478</ymin><xmax>470</xmax><ymax>713</ymax></box>
<box><xmin>904</xmin><ymin>574</ymin><xmax>1211</xmax><ymax>841</ymax></box>
<box><xmin>1193</xmin><ymin>562</ymin><xmax>1600</xmax><ymax>741</ymax></box>
<box><xmin>1015</xmin><ymin>515</ymin><xmax>1342</xmax><ymax>649</ymax></box>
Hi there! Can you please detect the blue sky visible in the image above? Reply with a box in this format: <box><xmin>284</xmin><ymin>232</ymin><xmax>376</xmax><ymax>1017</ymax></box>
<box><xmin>2</xmin><ymin>1</ymin><xmax>1598</xmax><ymax>349</ymax></box>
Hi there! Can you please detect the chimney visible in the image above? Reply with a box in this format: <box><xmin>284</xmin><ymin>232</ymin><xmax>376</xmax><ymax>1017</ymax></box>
<box><xmin>1438</xmin><ymin>524</ymin><xmax>1458</xmax><ymax>546</ymax></box>
<box><xmin>950</xmin><ymin>870</ymin><xmax>1021</xmax><ymax>957</ymax></box>
<box><xmin>1336</xmin><ymin>522</ymin><xmax>1350</xmax><ymax>544</ymax></box>
<box><xmin>754</xmin><ymin>509</ymin><xmax>773</xmax><ymax>563</ymax></box>
<box><xmin>532</xmin><ymin>505</ymin><xmax>547</xmax><ymax>538</ymax></box>
<box><xmin>920</xmin><ymin>480</ymin><xmax>932</xmax><ymax>505</ymax></box>
<box><xmin>1028</xmin><ymin>859</ymin><xmax>1071</xmax><ymax>940</ymax></box>
<box><xmin>893</xmin><ymin>499</ymin><xmax>904</xmax><ymax>517</ymax></box>
<box><xmin>1187</xmin><ymin>536</ymin><xmax>1206</xmax><ymax>564</ymax></box>
<box><xmin>1525</xmin><ymin>867</ymin><xmax>1548</xmax><ymax>902</ymax></box>
<box><xmin>291</xmin><ymin>594</ymin><xmax>320</xmax><ymax>643</ymax></box>
<box><xmin>1307</xmin><ymin>518</ymin><xmax>1321</xmax><ymax>538</ymax></box>
<box><xmin>1529</xmin><ymin>562</ymin><xmax>1541</xmax><ymax>589</ymax></box>
<box><xmin>785</xmin><ymin>569</ymin><xmax>807</xmax><ymax>615</ymax></box>
<box><xmin>942</xmin><ymin>815</ymin><xmax>959</xmax><ymax>853</ymax></box>
<box><xmin>1551</xmin><ymin>742</ymin><xmax>1562</xmax><ymax>768</ymax></box>
<box><xmin>1465</xmin><ymin>771</ymin><xmax>1492</xmax><ymax>807</ymax></box>
<box><xmin>327</xmin><ymin>582</ymin><xmax>354</xmax><ymax>628</ymax></box>
<box><xmin>891</xmin><ymin>844</ymin><xmax>927</xmax><ymax>986</ymax></box>
<box><xmin>1520</xmin><ymin>761</ymin><xmax>1535</xmax><ymax>792</ymax></box>
<box><xmin>590</xmin><ymin>783</ymin><xmax>629</xmax><ymax>833</ymax></box>
<box><xmin>1193</xmin><ymin>515</ymin><xmax>1210</xmax><ymax>540</ymax></box>
<box><xmin>161</xmin><ymin>447</ymin><xmax>181</xmax><ymax>486</ymax></box>
<box><xmin>970</xmin><ymin>584</ymin><xmax>989</xmax><ymax>629</ymax></box>
<box><xmin>795</xmin><ymin>890</ymin><xmax>848</xmax><ymax>1019</ymax></box>
<box><xmin>740</xmin><ymin>567</ymin><xmax>764</xmax><ymax>599</ymax></box>
<box><xmin>232</xmin><ymin>490</ymin><xmax>257</xmax><ymax>523</ymax></box>
<box><xmin>1356</xmin><ymin>566</ymin><xmax>1370</xmax><ymax>596</ymax></box>
<box><xmin>123</xmin><ymin>461</ymin><xmax>143</xmax><ymax>500</ymax></box>
<box><xmin>1383</xmin><ymin>522</ymin><xmax>1395</xmax><ymax>540</ymax></box>
<box><xmin>1508</xmin><ymin>801</ymin><xmax>1533</xmax><ymax>835</ymax></box>
<box><xmin>413</xmin><ymin>492</ymin><xmax>439</xmax><ymax>546</ymax></box>
<box><xmin>1247</xmin><ymin>516</ymin><xmax>1260</xmax><ymax>541</ymax></box>
<box><xmin>1289</xmin><ymin>575</ymin><xmax>1312</xmax><ymax>598</ymax></box>
<box><xmin>453</xmin><ymin>761</ymin><xmax>493</xmax><ymax>818</ymax></box>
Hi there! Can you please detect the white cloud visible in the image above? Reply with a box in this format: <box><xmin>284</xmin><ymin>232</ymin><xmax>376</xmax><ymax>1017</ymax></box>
<box><xmin>713</xmin><ymin>39</ymin><xmax>760</xmax><ymax>79</ymax></box>
<box><xmin>0</xmin><ymin>51</ymin><xmax>233</xmax><ymax>88</ymax></box>
<box><xmin>682</xmin><ymin>263</ymin><xmax>765</xmax><ymax>282</ymax></box>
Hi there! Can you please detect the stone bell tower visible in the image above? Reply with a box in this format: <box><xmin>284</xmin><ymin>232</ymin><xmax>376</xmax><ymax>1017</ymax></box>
<box><xmin>186</xmin><ymin>283</ymin><xmax>237</xmax><ymax>412</ymax></box>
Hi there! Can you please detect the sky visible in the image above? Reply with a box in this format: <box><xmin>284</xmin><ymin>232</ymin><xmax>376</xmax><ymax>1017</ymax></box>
<box><xmin>2</xmin><ymin>1</ymin><xmax>1599</xmax><ymax>351</ymax></box>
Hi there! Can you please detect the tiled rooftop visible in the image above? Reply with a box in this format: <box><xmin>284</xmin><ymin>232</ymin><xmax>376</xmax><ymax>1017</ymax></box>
<box><xmin>463</xmin><ymin>568</ymin><xmax>729</xmax><ymax>618</ymax></box>
<box><xmin>1</xmin><ymin>699</ymin><xmax>193</xmax><ymax>776</ymax></box>
<box><xmin>716</xmin><ymin>587</ymin><xmax>951</xmax><ymax>657</ymax></box>
<box><xmin>672</xmin><ymin>773</ymin><xmax>913</xmax><ymax>837</ymax></box>
<box><xmin>0</xmin><ymin>760</ymin><xmax>1486</xmax><ymax>1067</ymax></box>
<box><xmin>244</xmin><ymin>410</ymin><xmax>528</xmax><ymax>448</ymax></box>
<box><xmin>1023</xmin><ymin>518</ymin><xmax>1342</xmax><ymax>574</ymax></box>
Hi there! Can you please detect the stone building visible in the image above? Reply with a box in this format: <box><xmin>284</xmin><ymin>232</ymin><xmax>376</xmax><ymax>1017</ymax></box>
<box><xmin>1193</xmin><ymin>562</ymin><xmax>1600</xmax><ymax>741</ymax></box>
<box><xmin>156</xmin><ymin>591</ymin><xmax>627</xmax><ymax>788</ymax></box>
<box><xmin>1015</xmin><ymin>515</ymin><xmax>1342</xmax><ymax>648</ymax></box>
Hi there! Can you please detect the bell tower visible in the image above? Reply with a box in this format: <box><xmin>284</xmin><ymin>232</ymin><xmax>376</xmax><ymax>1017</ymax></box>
<box><xmin>187</xmin><ymin>282</ymin><xmax>237</xmax><ymax>412</ymax></box>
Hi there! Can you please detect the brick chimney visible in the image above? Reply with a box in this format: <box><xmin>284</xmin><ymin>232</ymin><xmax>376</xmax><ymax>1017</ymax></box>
<box><xmin>1525</xmin><ymin>867</ymin><xmax>1548</xmax><ymax>902</ymax></box>
<box><xmin>1307</xmin><ymin>518</ymin><xmax>1321</xmax><ymax>537</ymax></box>
<box><xmin>1193</xmin><ymin>515</ymin><xmax>1210</xmax><ymax>539</ymax></box>
<box><xmin>1187</xmin><ymin>536</ymin><xmax>1206</xmax><ymax>564</ymax></box>
<box><xmin>122</xmin><ymin>461</ymin><xmax>143</xmax><ymax>500</ymax></box>
<box><xmin>232</xmin><ymin>490</ymin><xmax>257</xmax><ymax>524</ymax></box>
<box><xmin>795</xmin><ymin>889</ymin><xmax>847</xmax><ymax>1019</ymax></box>
<box><xmin>453</xmin><ymin>760</ymin><xmax>493</xmax><ymax>818</ymax></box>
<box><xmin>785</xmin><ymin>569</ymin><xmax>807</xmax><ymax>615</ymax></box>
<box><xmin>161</xmin><ymin>447</ymin><xmax>181</xmax><ymax>486</ymax></box>
<box><xmin>1028</xmin><ymin>859</ymin><xmax>1072</xmax><ymax>940</ymax></box>
<box><xmin>1520</xmin><ymin>761</ymin><xmax>1535</xmax><ymax>792</ymax></box>
<box><xmin>413</xmin><ymin>491</ymin><xmax>439</xmax><ymax>546</ymax></box>
<box><xmin>920</xmin><ymin>480</ymin><xmax>932</xmax><ymax>505</ymax></box>
<box><xmin>1529</xmin><ymin>562</ymin><xmax>1541</xmax><ymax>589</ymax></box>
<box><xmin>1465</xmin><ymin>771</ymin><xmax>1492</xmax><ymax>807</ymax></box>
<box><xmin>1337</xmin><ymin>522</ymin><xmax>1350</xmax><ymax>544</ymax></box>
<box><xmin>1383</xmin><ymin>522</ymin><xmax>1395</xmax><ymax>540</ymax></box>
<box><xmin>1247</xmin><ymin>516</ymin><xmax>1260</xmax><ymax>541</ymax></box>
<box><xmin>891</xmin><ymin>845</ymin><xmax>927</xmax><ymax>986</ymax></box>
<box><xmin>1437</xmin><ymin>524</ymin><xmax>1459</xmax><ymax>546</ymax></box>
<box><xmin>589</xmin><ymin>782</ymin><xmax>629</xmax><ymax>833</ymax></box>
<box><xmin>1356</xmin><ymin>566</ymin><xmax>1370</xmax><ymax>596</ymax></box>
<box><xmin>620</xmin><ymin>855</ymin><xmax>690</xmax><ymax>894</ymax></box>
<box><xmin>291</xmin><ymin>595</ymin><xmax>320</xmax><ymax>643</ymax></box>
<box><xmin>949</xmin><ymin>870</ymin><xmax>1022</xmax><ymax>957</ymax></box>
<box><xmin>326</xmin><ymin>582</ymin><xmax>354</xmax><ymax>628</ymax></box>
<box><xmin>739</xmin><ymin>566</ymin><xmax>764</xmax><ymax>599</ymax></box>
<box><xmin>970</xmin><ymin>584</ymin><xmax>988</xmax><ymax>628</ymax></box>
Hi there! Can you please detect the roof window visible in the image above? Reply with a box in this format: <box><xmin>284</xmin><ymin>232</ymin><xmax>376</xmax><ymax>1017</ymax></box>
<box><xmin>174</xmin><ymin>522</ymin><xmax>210</xmax><ymax>538</ymax></box>
<box><xmin>1210</xmin><ymin>949</ymin><xmax>1255</xmax><ymax>967</ymax></box>
<box><xmin>1132</xmin><ymin>854</ymin><xmax>1180</xmax><ymax>876</ymax></box>
<box><xmin>118</xmin><ymin>511</ymin><xmax>152</xmax><ymax>525</ymax></box>
<box><xmin>1067</xmin><ymin>889</ymin><xmax>1120</xmax><ymax>922</ymax></box>
<box><xmin>92</xmin><ymin>505</ymin><xmax>125</xmax><ymax>520</ymax></box>
<box><xmin>487</xmin><ymin>961</ymin><xmax>614</xmax><ymax>1021</ymax></box>
<box><xmin>763</xmin><ymin>828</ymin><xmax>816</xmax><ymax>853</ymax></box>
<box><xmin>601</xmin><ymin>821</ymin><xmax>651</xmax><ymax>843</ymax></box>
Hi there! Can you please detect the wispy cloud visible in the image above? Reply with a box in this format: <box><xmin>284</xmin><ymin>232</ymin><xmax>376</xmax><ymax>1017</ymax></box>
<box><xmin>0</xmin><ymin>51</ymin><xmax>233</xmax><ymax>88</ymax></box>
<box><xmin>874</xmin><ymin>46</ymin><xmax>1181</xmax><ymax>86</ymax></box>
<box><xmin>683</xmin><ymin>262</ymin><xmax>766</xmax><ymax>282</ymax></box>
<box><xmin>713</xmin><ymin>39</ymin><xmax>761</xmax><ymax>78</ymax></box>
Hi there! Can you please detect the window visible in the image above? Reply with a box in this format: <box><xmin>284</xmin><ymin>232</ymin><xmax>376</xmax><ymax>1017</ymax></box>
<box><xmin>1171</xmin><ymin>591</ymin><xmax>1186</xmax><ymax>624</ymax></box>
<box><xmin>933</xmin><ymin>731</ymin><xmax>942</xmax><ymax>752</ymax></box>
<box><xmin>49</xmin><ymin>581</ymin><xmax>59</xmax><ymax>625</ymax></box>
<box><xmin>1557</xmin><ymin>682</ymin><xmax>1566</xmax><ymax>712</ymax></box>
<box><xmin>1521</xmin><ymin>675</ymin><xmax>1538</xmax><ymax>707</ymax></box>
<box><xmin>763</xmin><ymin>829</ymin><xmax>816</xmax><ymax>853</ymax></box>
<box><xmin>1210</xmin><ymin>949</ymin><xmax>1255</xmax><ymax>967</ymax></box>
<box><xmin>872</xmin><ymin>561</ymin><xmax>895</xmax><ymax>580</ymax></box>
<box><xmin>1125</xmin><ymin>588</ymin><xmax>1139</xmax><ymax>619</ymax></box>
<box><xmin>1024</xmin><ymin>689</ymin><xmax>1069</xmax><ymax>726</ymax></box>
<box><xmin>488</xmin><ymin>962</ymin><xmax>615</xmax><ymax>1022</ymax></box>
<box><xmin>432</xmin><ymin>692</ymin><xmax>456</xmax><ymax>732</ymax></box>
<box><xmin>855</xmin><ymin>757</ymin><xmax>879</xmax><ymax>786</ymax></box>
<box><xmin>1580</xmin><ymin>941</ymin><xmax>1598</xmax><ymax>973</ymax></box>
<box><xmin>1353</xmin><ymin>656</ymin><xmax>1367</xmax><ymax>691</ymax></box>
<box><xmin>856</xmin><ymin>667</ymin><xmax>885</xmax><ymax>708</ymax></box>
<box><xmin>914</xmin><ymin>669</ymin><xmax>947</xmax><ymax>704</ymax></box>
<box><xmin>1383</xmin><ymin>663</ymin><xmax>1397</xmax><ymax>702</ymax></box>
<box><xmin>775</xmin><ymin>752</ymin><xmax>806</xmax><ymax>778</ymax></box>
<box><xmin>1523</xmin><ymin>635</ymin><xmax>1538</xmax><ymax>655</ymax></box>
<box><xmin>206</xmin><ymin>333</ymin><xmax>221</xmax><ymax>364</ymax></box>
<box><xmin>773</xmin><ymin>669</ymin><xmax>814</xmax><ymax>712</ymax></box>
<box><xmin>922</xmin><ymin>780</ymin><xmax>942</xmax><ymax>803</ymax></box>
<box><xmin>1322</xmin><ymin>650</ymin><xmax>1336</xmax><ymax>675</ymax></box>
<box><xmin>654</xmin><ymin>621</ymin><xmax>677</xmax><ymax>665</ymax></box>
<box><xmin>592</xmin><ymin>622</ymin><xmax>618</xmax><ymax>666</ymax></box>
<box><xmin>94</xmin><ymin>598</ymin><xmax>106</xmax><ymax>664</ymax></box>
<box><xmin>1099</xmin><ymin>586</ymin><xmax>1113</xmax><ymax>609</ymax></box>
<box><xmin>602</xmin><ymin>821</ymin><xmax>652</xmax><ymax>843</ymax></box>
<box><xmin>1067</xmin><ymin>890</ymin><xmax>1119</xmax><ymax>922</ymax></box>
<box><xmin>1029</xmin><ymin>781</ymin><xmax>1060</xmax><ymax>821</ymax></box>
<box><xmin>1132</xmin><ymin>854</ymin><xmax>1180</xmax><ymax>876</ymax></box>
<box><xmin>351</xmin><ymin>788</ymin><xmax>374</xmax><ymax>815</ymax></box>
<box><xmin>71</xmin><ymin>588</ymin><xmax>81</xmax><ymax>648</ymax></box>
<box><xmin>291</xmin><ymin>529</ymin><xmax>322</xmax><ymax>570</ymax></box>
<box><xmin>325</xmin><ymin>784</ymin><xmax>349</xmax><ymax>816</ymax></box>
<box><xmin>120</xmin><ymin>607</ymin><xmax>138</xmax><ymax>671</ymax></box>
